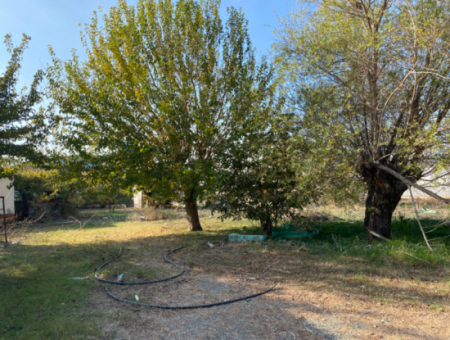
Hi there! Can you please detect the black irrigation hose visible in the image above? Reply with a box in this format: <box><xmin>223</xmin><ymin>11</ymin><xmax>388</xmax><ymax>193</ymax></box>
<box><xmin>95</xmin><ymin>247</ymin><xmax>185</xmax><ymax>285</ymax></box>
<box><xmin>95</xmin><ymin>247</ymin><xmax>276</xmax><ymax>309</ymax></box>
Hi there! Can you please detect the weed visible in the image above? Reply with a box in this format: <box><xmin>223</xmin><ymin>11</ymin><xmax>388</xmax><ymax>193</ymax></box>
<box><xmin>428</xmin><ymin>303</ymin><xmax>445</xmax><ymax>312</ymax></box>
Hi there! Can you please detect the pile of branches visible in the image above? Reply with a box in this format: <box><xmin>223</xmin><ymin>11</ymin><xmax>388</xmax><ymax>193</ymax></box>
<box><xmin>27</xmin><ymin>203</ymin><xmax>65</xmax><ymax>222</ymax></box>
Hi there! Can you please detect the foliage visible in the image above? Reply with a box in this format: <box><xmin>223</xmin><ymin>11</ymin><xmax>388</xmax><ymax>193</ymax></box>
<box><xmin>273</xmin><ymin>0</ymin><xmax>450</xmax><ymax>236</ymax></box>
<box><xmin>69</xmin><ymin>183</ymin><xmax>132</xmax><ymax>209</ymax></box>
<box><xmin>212</xmin><ymin>113</ymin><xmax>319</xmax><ymax>234</ymax></box>
<box><xmin>0</xmin><ymin>34</ymin><xmax>46</xmax><ymax>178</ymax></box>
<box><xmin>47</xmin><ymin>0</ymin><xmax>274</xmax><ymax>231</ymax></box>
<box><xmin>13</xmin><ymin>164</ymin><xmax>132</xmax><ymax>209</ymax></box>
<box><xmin>13</xmin><ymin>165</ymin><xmax>57</xmax><ymax>203</ymax></box>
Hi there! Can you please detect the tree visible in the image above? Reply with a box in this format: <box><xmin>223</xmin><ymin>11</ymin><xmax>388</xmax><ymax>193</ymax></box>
<box><xmin>213</xmin><ymin>114</ymin><xmax>318</xmax><ymax>235</ymax></box>
<box><xmin>274</xmin><ymin>0</ymin><xmax>450</xmax><ymax>238</ymax></box>
<box><xmin>47</xmin><ymin>0</ymin><xmax>274</xmax><ymax>231</ymax></box>
<box><xmin>0</xmin><ymin>34</ymin><xmax>45</xmax><ymax>176</ymax></box>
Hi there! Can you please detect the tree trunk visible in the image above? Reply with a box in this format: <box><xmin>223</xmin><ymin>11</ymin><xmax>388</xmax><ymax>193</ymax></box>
<box><xmin>260</xmin><ymin>204</ymin><xmax>273</xmax><ymax>236</ymax></box>
<box><xmin>185</xmin><ymin>196</ymin><xmax>203</xmax><ymax>232</ymax></box>
<box><xmin>362</xmin><ymin>164</ymin><xmax>408</xmax><ymax>239</ymax></box>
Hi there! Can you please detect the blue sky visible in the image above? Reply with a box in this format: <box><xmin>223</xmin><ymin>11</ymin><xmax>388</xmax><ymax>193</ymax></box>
<box><xmin>0</xmin><ymin>0</ymin><xmax>297</xmax><ymax>89</ymax></box>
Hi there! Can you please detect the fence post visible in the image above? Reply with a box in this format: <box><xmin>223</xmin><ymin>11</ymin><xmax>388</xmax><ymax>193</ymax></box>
<box><xmin>0</xmin><ymin>197</ymin><xmax>7</xmax><ymax>247</ymax></box>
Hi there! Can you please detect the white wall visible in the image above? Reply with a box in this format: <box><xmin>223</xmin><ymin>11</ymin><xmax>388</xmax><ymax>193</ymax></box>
<box><xmin>0</xmin><ymin>178</ymin><xmax>15</xmax><ymax>215</ymax></box>
<box><xmin>133</xmin><ymin>190</ymin><xmax>143</xmax><ymax>208</ymax></box>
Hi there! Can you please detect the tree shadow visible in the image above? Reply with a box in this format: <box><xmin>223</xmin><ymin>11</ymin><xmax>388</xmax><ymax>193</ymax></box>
<box><xmin>1</xmin><ymin>214</ymin><xmax>449</xmax><ymax>339</ymax></box>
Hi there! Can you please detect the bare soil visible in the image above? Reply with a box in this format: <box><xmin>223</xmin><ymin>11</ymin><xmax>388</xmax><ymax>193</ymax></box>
<box><xmin>90</xmin><ymin>243</ymin><xmax>449</xmax><ymax>340</ymax></box>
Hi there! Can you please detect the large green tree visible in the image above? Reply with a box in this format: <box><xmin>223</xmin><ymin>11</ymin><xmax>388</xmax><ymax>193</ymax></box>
<box><xmin>47</xmin><ymin>0</ymin><xmax>274</xmax><ymax>231</ymax></box>
<box><xmin>0</xmin><ymin>34</ymin><xmax>45</xmax><ymax>176</ymax></box>
<box><xmin>274</xmin><ymin>0</ymin><xmax>450</xmax><ymax>238</ymax></box>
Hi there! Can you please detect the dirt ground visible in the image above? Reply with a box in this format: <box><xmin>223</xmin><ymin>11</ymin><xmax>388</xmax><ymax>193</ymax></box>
<box><xmin>90</xmin><ymin>243</ymin><xmax>449</xmax><ymax>340</ymax></box>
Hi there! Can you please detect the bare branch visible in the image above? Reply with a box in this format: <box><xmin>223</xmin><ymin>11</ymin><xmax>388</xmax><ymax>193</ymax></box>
<box><xmin>409</xmin><ymin>186</ymin><xmax>433</xmax><ymax>251</ymax></box>
<box><xmin>372</xmin><ymin>162</ymin><xmax>450</xmax><ymax>204</ymax></box>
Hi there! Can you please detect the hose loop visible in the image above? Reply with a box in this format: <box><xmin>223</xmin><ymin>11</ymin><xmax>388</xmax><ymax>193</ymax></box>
<box><xmin>95</xmin><ymin>247</ymin><xmax>275</xmax><ymax>309</ymax></box>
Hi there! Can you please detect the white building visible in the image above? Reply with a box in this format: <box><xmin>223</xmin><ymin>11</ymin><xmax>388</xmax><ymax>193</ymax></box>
<box><xmin>0</xmin><ymin>177</ymin><xmax>15</xmax><ymax>221</ymax></box>
<box><xmin>133</xmin><ymin>190</ymin><xmax>145</xmax><ymax>208</ymax></box>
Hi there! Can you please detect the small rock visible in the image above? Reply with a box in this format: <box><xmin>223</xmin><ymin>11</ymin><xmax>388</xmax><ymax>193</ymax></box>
<box><xmin>207</xmin><ymin>242</ymin><xmax>214</xmax><ymax>248</ymax></box>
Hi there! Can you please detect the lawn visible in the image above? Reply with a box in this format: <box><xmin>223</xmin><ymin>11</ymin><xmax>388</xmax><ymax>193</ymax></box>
<box><xmin>0</xmin><ymin>204</ymin><xmax>449</xmax><ymax>339</ymax></box>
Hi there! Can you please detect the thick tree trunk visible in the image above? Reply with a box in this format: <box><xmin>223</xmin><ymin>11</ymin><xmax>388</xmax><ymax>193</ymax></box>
<box><xmin>362</xmin><ymin>164</ymin><xmax>408</xmax><ymax>239</ymax></box>
<box><xmin>185</xmin><ymin>196</ymin><xmax>202</xmax><ymax>232</ymax></box>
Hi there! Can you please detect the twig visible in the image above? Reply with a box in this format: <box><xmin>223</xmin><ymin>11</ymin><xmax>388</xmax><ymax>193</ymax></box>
<box><xmin>366</xmin><ymin>228</ymin><xmax>390</xmax><ymax>241</ymax></box>
<box><xmin>7</xmin><ymin>208</ymin><xmax>47</xmax><ymax>234</ymax></box>
<box><xmin>262</xmin><ymin>265</ymin><xmax>271</xmax><ymax>273</ymax></box>
<box><xmin>69</xmin><ymin>213</ymin><xmax>97</xmax><ymax>230</ymax></box>
<box><xmin>402</xmin><ymin>252</ymin><xmax>431</xmax><ymax>265</ymax></box>
<box><xmin>409</xmin><ymin>186</ymin><xmax>433</xmax><ymax>251</ymax></box>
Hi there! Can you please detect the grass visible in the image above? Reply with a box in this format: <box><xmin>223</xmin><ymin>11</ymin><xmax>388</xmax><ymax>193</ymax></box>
<box><xmin>0</xmin><ymin>240</ymin><xmax>102</xmax><ymax>339</ymax></box>
<box><xmin>0</xmin><ymin>203</ymin><xmax>449</xmax><ymax>339</ymax></box>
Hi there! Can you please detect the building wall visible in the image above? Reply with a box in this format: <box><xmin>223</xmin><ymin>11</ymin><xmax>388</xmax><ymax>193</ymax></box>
<box><xmin>133</xmin><ymin>190</ymin><xmax>143</xmax><ymax>208</ymax></box>
<box><xmin>0</xmin><ymin>177</ymin><xmax>15</xmax><ymax>216</ymax></box>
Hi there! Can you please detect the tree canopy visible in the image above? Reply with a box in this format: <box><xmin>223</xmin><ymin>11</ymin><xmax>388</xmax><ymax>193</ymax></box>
<box><xmin>274</xmin><ymin>0</ymin><xmax>450</xmax><ymax>238</ymax></box>
<box><xmin>47</xmin><ymin>0</ymin><xmax>274</xmax><ymax>231</ymax></box>
<box><xmin>0</xmin><ymin>34</ymin><xmax>45</xmax><ymax>177</ymax></box>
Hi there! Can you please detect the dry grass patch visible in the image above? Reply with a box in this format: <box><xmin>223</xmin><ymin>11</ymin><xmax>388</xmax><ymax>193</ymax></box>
<box><xmin>2</xmin><ymin>205</ymin><xmax>449</xmax><ymax>339</ymax></box>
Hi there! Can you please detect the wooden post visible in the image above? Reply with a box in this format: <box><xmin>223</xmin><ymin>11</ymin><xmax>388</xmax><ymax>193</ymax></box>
<box><xmin>1</xmin><ymin>197</ymin><xmax>7</xmax><ymax>247</ymax></box>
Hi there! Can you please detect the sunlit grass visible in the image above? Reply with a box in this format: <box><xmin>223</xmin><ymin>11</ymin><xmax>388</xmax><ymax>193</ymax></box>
<box><xmin>1</xmin><ymin>204</ymin><xmax>449</xmax><ymax>339</ymax></box>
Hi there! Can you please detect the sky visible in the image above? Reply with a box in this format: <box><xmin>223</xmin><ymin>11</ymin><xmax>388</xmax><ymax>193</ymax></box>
<box><xmin>0</xmin><ymin>0</ymin><xmax>298</xmax><ymax>89</ymax></box>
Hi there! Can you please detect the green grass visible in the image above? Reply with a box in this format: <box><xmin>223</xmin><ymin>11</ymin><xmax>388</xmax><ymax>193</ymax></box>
<box><xmin>0</xmin><ymin>208</ymin><xmax>250</xmax><ymax>340</ymax></box>
<box><xmin>1</xmin><ymin>206</ymin><xmax>449</xmax><ymax>339</ymax></box>
<box><xmin>0</xmin><ymin>242</ymin><xmax>102</xmax><ymax>339</ymax></box>
<box><xmin>308</xmin><ymin>218</ymin><xmax>450</xmax><ymax>267</ymax></box>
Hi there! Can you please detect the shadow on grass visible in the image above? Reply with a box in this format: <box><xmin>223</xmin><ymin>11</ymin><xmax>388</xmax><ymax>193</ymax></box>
<box><xmin>1</xmin><ymin>213</ymin><xmax>449</xmax><ymax>339</ymax></box>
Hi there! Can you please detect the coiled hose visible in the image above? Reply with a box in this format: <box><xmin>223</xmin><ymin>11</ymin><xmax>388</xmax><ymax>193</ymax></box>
<box><xmin>95</xmin><ymin>247</ymin><xmax>275</xmax><ymax>309</ymax></box>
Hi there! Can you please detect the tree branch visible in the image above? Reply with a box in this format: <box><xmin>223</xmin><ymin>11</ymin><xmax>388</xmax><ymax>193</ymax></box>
<box><xmin>409</xmin><ymin>186</ymin><xmax>433</xmax><ymax>251</ymax></box>
<box><xmin>371</xmin><ymin>162</ymin><xmax>450</xmax><ymax>204</ymax></box>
